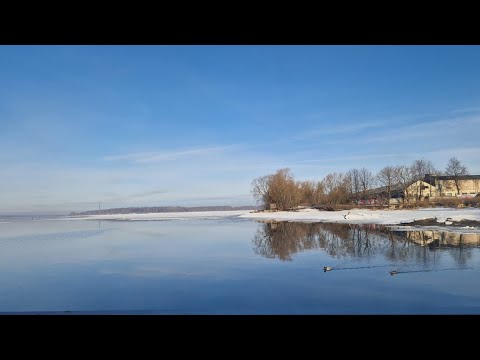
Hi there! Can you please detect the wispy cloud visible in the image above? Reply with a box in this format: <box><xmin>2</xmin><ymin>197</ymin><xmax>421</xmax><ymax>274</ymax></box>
<box><xmin>282</xmin><ymin>147</ymin><xmax>480</xmax><ymax>168</ymax></box>
<box><xmin>129</xmin><ymin>190</ymin><xmax>169</xmax><ymax>198</ymax></box>
<box><xmin>280</xmin><ymin>152</ymin><xmax>414</xmax><ymax>165</ymax></box>
<box><xmin>422</xmin><ymin>146</ymin><xmax>480</xmax><ymax>173</ymax></box>
<box><xmin>102</xmin><ymin>146</ymin><xmax>235</xmax><ymax>163</ymax></box>
<box><xmin>424</xmin><ymin>146</ymin><xmax>480</xmax><ymax>157</ymax></box>
<box><xmin>449</xmin><ymin>106</ymin><xmax>480</xmax><ymax>115</ymax></box>
<box><xmin>292</xmin><ymin>111</ymin><xmax>448</xmax><ymax>141</ymax></box>
<box><xmin>29</xmin><ymin>189</ymin><xmax>169</xmax><ymax>209</ymax></box>
<box><xmin>170</xmin><ymin>194</ymin><xmax>253</xmax><ymax>202</ymax></box>
<box><xmin>293</xmin><ymin>121</ymin><xmax>386</xmax><ymax>140</ymax></box>
<box><xmin>102</xmin><ymin>189</ymin><xmax>169</xmax><ymax>203</ymax></box>
<box><xmin>322</xmin><ymin>115</ymin><xmax>480</xmax><ymax>146</ymax></box>
<box><xmin>31</xmin><ymin>201</ymin><xmax>101</xmax><ymax>208</ymax></box>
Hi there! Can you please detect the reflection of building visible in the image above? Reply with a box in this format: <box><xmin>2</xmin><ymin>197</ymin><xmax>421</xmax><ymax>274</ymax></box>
<box><xmin>404</xmin><ymin>230</ymin><xmax>480</xmax><ymax>247</ymax></box>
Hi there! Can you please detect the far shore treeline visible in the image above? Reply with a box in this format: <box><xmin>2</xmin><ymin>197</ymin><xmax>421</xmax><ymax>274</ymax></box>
<box><xmin>70</xmin><ymin>205</ymin><xmax>256</xmax><ymax>216</ymax></box>
<box><xmin>251</xmin><ymin>157</ymin><xmax>473</xmax><ymax>211</ymax></box>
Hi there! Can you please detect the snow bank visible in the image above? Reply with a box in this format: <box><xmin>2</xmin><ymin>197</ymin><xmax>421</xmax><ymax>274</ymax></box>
<box><xmin>239</xmin><ymin>207</ymin><xmax>480</xmax><ymax>225</ymax></box>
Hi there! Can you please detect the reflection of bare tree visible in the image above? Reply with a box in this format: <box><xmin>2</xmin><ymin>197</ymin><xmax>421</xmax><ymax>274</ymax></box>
<box><xmin>252</xmin><ymin>221</ymin><xmax>480</xmax><ymax>266</ymax></box>
<box><xmin>253</xmin><ymin>221</ymin><xmax>325</xmax><ymax>261</ymax></box>
<box><xmin>253</xmin><ymin>221</ymin><xmax>393</xmax><ymax>261</ymax></box>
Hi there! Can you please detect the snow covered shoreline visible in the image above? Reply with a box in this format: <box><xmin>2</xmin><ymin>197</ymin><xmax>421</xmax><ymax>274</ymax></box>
<box><xmin>67</xmin><ymin>207</ymin><xmax>480</xmax><ymax>226</ymax></box>
<box><xmin>239</xmin><ymin>207</ymin><xmax>480</xmax><ymax>226</ymax></box>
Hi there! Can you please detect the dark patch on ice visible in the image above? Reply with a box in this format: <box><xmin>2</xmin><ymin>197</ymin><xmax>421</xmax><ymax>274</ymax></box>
<box><xmin>399</xmin><ymin>218</ymin><xmax>480</xmax><ymax>228</ymax></box>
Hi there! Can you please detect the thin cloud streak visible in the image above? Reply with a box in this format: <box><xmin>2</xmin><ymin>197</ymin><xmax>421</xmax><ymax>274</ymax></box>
<box><xmin>103</xmin><ymin>146</ymin><xmax>236</xmax><ymax>163</ymax></box>
<box><xmin>130</xmin><ymin>190</ymin><xmax>169</xmax><ymax>198</ymax></box>
<box><xmin>449</xmin><ymin>106</ymin><xmax>480</xmax><ymax>115</ymax></box>
<box><xmin>96</xmin><ymin>189</ymin><xmax>169</xmax><ymax>202</ymax></box>
<box><xmin>169</xmin><ymin>194</ymin><xmax>253</xmax><ymax>203</ymax></box>
<box><xmin>248</xmin><ymin>111</ymin><xmax>449</xmax><ymax>150</ymax></box>
<box><xmin>292</xmin><ymin>110</ymin><xmax>449</xmax><ymax>142</ymax></box>
<box><xmin>293</xmin><ymin>120</ymin><xmax>386</xmax><ymax>140</ymax></box>
<box><xmin>31</xmin><ymin>201</ymin><xmax>101</xmax><ymax>208</ymax></box>
<box><xmin>321</xmin><ymin>115</ymin><xmax>480</xmax><ymax>146</ymax></box>
<box><xmin>280</xmin><ymin>152</ymin><xmax>414</xmax><ymax>165</ymax></box>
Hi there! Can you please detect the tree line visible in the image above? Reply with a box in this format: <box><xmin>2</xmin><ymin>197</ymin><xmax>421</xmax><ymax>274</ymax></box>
<box><xmin>70</xmin><ymin>205</ymin><xmax>257</xmax><ymax>216</ymax></box>
<box><xmin>251</xmin><ymin>157</ymin><xmax>469</xmax><ymax>210</ymax></box>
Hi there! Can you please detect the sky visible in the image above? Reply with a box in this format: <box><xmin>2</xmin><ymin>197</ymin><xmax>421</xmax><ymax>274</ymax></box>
<box><xmin>1</xmin><ymin>45</ymin><xmax>479</xmax><ymax>214</ymax></box>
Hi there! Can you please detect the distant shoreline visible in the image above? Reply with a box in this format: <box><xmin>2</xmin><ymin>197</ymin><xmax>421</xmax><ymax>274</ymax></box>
<box><xmin>68</xmin><ymin>210</ymin><xmax>252</xmax><ymax>221</ymax></box>
<box><xmin>69</xmin><ymin>205</ymin><xmax>258</xmax><ymax>216</ymax></box>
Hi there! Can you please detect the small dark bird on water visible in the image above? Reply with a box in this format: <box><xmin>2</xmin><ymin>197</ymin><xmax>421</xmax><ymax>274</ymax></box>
<box><xmin>324</xmin><ymin>266</ymin><xmax>333</xmax><ymax>272</ymax></box>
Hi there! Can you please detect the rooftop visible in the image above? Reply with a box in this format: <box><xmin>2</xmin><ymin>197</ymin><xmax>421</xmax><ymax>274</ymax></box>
<box><xmin>425</xmin><ymin>174</ymin><xmax>480</xmax><ymax>181</ymax></box>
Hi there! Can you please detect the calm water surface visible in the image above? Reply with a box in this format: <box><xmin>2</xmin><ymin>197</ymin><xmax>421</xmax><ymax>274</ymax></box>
<box><xmin>0</xmin><ymin>216</ymin><xmax>479</xmax><ymax>314</ymax></box>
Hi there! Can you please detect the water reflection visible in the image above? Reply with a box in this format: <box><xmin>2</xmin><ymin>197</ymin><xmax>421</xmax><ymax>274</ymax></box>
<box><xmin>400</xmin><ymin>230</ymin><xmax>480</xmax><ymax>247</ymax></box>
<box><xmin>253</xmin><ymin>221</ymin><xmax>480</xmax><ymax>266</ymax></box>
<box><xmin>394</xmin><ymin>230</ymin><xmax>480</xmax><ymax>266</ymax></box>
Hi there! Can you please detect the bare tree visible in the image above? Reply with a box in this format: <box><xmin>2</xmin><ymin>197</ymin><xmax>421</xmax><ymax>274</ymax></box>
<box><xmin>298</xmin><ymin>180</ymin><xmax>325</xmax><ymax>206</ymax></box>
<box><xmin>445</xmin><ymin>157</ymin><xmax>469</xmax><ymax>195</ymax></box>
<box><xmin>269</xmin><ymin>168</ymin><xmax>301</xmax><ymax>210</ymax></box>
<box><xmin>251</xmin><ymin>174</ymin><xmax>273</xmax><ymax>207</ymax></box>
<box><xmin>321</xmin><ymin>172</ymin><xmax>349</xmax><ymax>205</ymax></box>
<box><xmin>394</xmin><ymin>165</ymin><xmax>414</xmax><ymax>204</ymax></box>
<box><xmin>312</xmin><ymin>181</ymin><xmax>325</xmax><ymax>205</ymax></box>
<box><xmin>410</xmin><ymin>159</ymin><xmax>437</xmax><ymax>199</ymax></box>
<box><xmin>321</xmin><ymin>173</ymin><xmax>337</xmax><ymax>204</ymax></box>
<box><xmin>298</xmin><ymin>180</ymin><xmax>313</xmax><ymax>206</ymax></box>
<box><xmin>359</xmin><ymin>168</ymin><xmax>375</xmax><ymax>200</ymax></box>
<box><xmin>346</xmin><ymin>169</ymin><xmax>361</xmax><ymax>202</ymax></box>
<box><xmin>376</xmin><ymin>166</ymin><xmax>397</xmax><ymax>207</ymax></box>
<box><xmin>410</xmin><ymin>159</ymin><xmax>437</xmax><ymax>180</ymax></box>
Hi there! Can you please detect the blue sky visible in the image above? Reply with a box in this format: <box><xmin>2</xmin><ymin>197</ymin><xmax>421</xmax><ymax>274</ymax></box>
<box><xmin>1</xmin><ymin>45</ymin><xmax>479</xmax><ymax>214</ymax></box>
